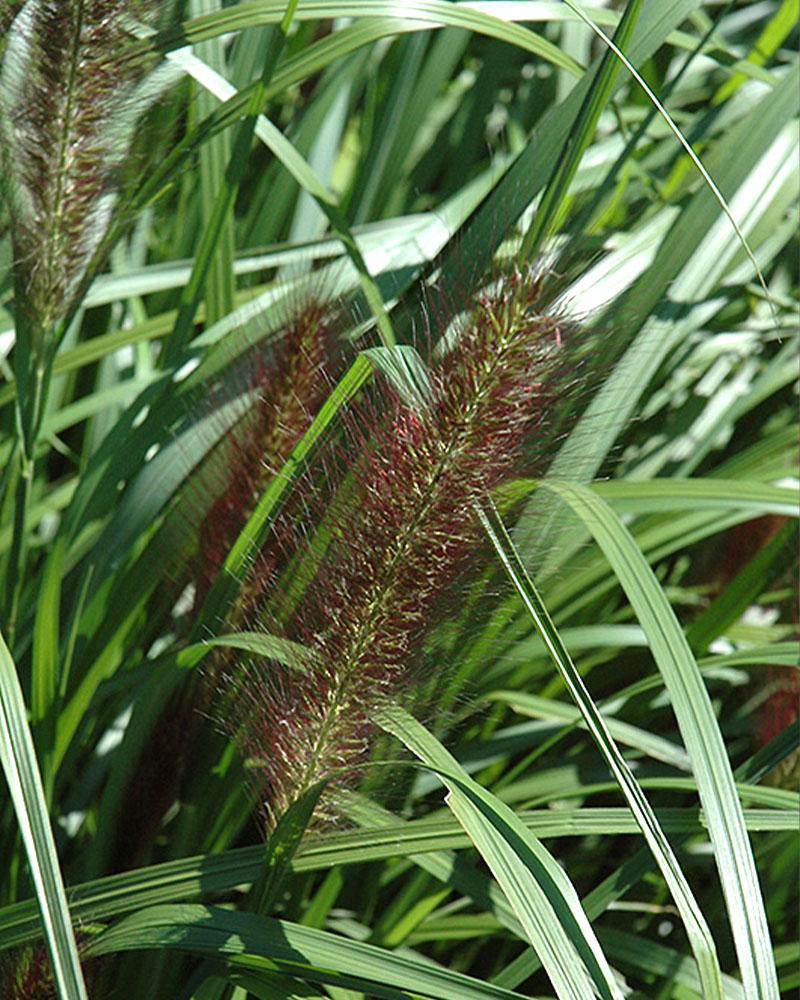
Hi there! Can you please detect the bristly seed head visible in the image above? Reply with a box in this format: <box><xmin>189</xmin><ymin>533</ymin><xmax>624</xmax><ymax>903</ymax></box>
<box><xmin>1</xmin><ymin>0</ymin><xmax>163</xmax><ymax>342</ymax></box>
<box><xmin>229</xmin><ymin>262</ymin><xmax>573</xmax><ymax>828</ymax></box>
<box><xmin>111</xmin><ymin>297</ymin><xmax>340</xmax><ymax>868</ymax></box>
<box><xmin>196</xmin><ymin>299</ymin><xmax>338</xmax><ymax>615</ymax></box>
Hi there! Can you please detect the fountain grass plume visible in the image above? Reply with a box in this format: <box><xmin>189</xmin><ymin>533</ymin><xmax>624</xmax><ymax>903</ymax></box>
<box><xmin>0</xmin><ymin>0</ymin><xmax>162</xmax><ymax>346</ymax></box>
<box><xmin>195</xmin><ymin>296</ymin><xmax>341</xmax><ymax>612</ymax></box>
<box><xmin>0</xmin><ymin>0</ymin><xmax>171</xmax><ymax>637</ymax></box>
<box><xmin>109</xmin><ymin>293</ymin><xmax>340</xmax><ymax>870</ymax></box>
<box><xmin>228</xmin><ymin>262</ymin><xmax>576</xmax><ymax>828</ymax></box>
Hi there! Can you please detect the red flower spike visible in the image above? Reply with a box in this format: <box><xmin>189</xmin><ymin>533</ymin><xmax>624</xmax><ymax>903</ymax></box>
<box><xmin>195</xmin><ymin>298</ymin><xmax>338</xmax><ymax>613</ymax></box>
<box><xmin>230</xmin><ymin>262</ymin><xmax>574</xmax><ymax>828</ymax></box>
<box><xmin>111</xmin><ymin>296</ymin><xmax>339</xmax><ymax>870</ymax></box>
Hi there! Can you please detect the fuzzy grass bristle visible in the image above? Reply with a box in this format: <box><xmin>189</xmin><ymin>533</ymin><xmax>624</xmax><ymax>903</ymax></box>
<box><xmin>230</xmin><ymin>262</ymin><xmax>574</xmax><ymax>827</ymax></box>
<box><xmin>196</xmin><ymin>296</ymin><xmax>340</xmax><ymax>611</ymax></box>
<box><xmin>0</xmin><ymin>944</ymin><xmax>57</xmax><ymax>1000</ymax></box>
<box><xmin>107</xmin><ymin>293</ymin><xmax>341</xmax><ymax>869</ymax></box>
<box><xmin>1</xmin><ymin>0</ymin><xmax>162</xmax><ymax>340</ymax></box>
<box><xmin>0</xmin><ymin>938</ymin><xmax>98</xmax><ymax>1000</ymax></box>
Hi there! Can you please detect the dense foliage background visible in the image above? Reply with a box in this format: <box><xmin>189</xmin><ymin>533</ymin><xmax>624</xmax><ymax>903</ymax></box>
<box><xmin>0</xmin><ymin>1</ymin><xmax>797</xmax><ymax>998</ymax></box>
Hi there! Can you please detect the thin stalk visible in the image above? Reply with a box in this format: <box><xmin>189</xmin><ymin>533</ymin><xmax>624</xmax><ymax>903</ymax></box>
<box><xmin>4</xmin><ymin>447</ymin><xmax>32</xmax><ymax>646</ymax></box>
<box><xmin>521</xmin><ymin>0</ymin><xmax>642</xmax><ymax>261</ymax></box>
<box><xmin>5</xmin><ymin>355</ymin><xmax>48</xmax><ymax>644</ymax></box>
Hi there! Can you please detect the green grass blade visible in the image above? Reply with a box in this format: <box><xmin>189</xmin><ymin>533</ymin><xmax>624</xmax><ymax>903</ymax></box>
<box><xmin>477</xmin><ymin>500</ymin><xmax>724</xmax><ymax>998</ymax></box>
<box><xmin>85</xmin><ymin>902</ymin><xmax>529</xmax><ymax>1000</ymax></box>
<box><xmin>162</xmin><ymin>21</ymin><xmax>285</xmax><ymax>365</ymax></box>
<box><xmin>249</xmin><ymin>783</ymin><xmax>326</xmax><ymax>915</ymax></box>
<box><xmin>493</xmin><ymin>732</ymin><xmax>798</xmax><ymax>990</ymax></box>
<box><xmin>31</xmin><ymin>535</ymin><xmax>66</xmax><ymax>801</ymax></box>
<box><xmin>521</xmin><ymin>0</ymin><xmax>643</xmax><ymax>260</ymax></box>
<box><xmin>713</xmin><ymin>0</ymin><xmax>799</xmax><ymax>105</ymax></box>
<box><xmin>431</xmin><ymin>0</ymin><xmax>701</xmax><ymax>306</ymax></box>
<box><xmin>377</xmin><ymin>705</ymin><xmax>624</xmax><ymax>1000</ymax></box>
<box><xmin>143</xmin><ymin>2</ymin><xmax>582</xmax><ymax>76</ymax></box>
<box><xmin>592</xmin><ymin>479</ymin><xmax>800</xmax><ymax>518</ymax></box>
<box><xmin>341</xmin><ymin>791</ymin><xmax>525</xmax><ymax>944</ymax></box>
<box><xmin>192</xmin><ymin>0</ymin><xmax>236</xmax><ymax>327</ymax></box>
<box><xmin>599</xmin><ymin>927</ymin><xmax>746</xmax><ymax>1000</ymax></box>
<box><xmin>490</xmin><ymin>691</ymin><xmax>690</xmax><ymax>771</ymax></box>
<box><xmin>558</xmin><ymin>0</ymin><xmax>774</xmax><ymax>306</ymax></box>
<box><xmin>0</xmin><ymin>630</ymin><xmax>88</xmax><ymax>1000</ymax></box>
<box><xmin>538</xmin><ymin>63</ymin><xmax>799</xmax><ymax>502</ymax></box>
<box><xmin>169</xmin><ymin>43</ymin><xmax>395</xmax><ymax>348</ymax></box>
<box><xmin>0</xmin><ymin>800</ymin><xmax>794</xmax><ymax>954</ymax></box>
<box><xmin>547</xmin><ymin>481</ymin><xmax>780</xmax><ymax>998</ymax></box>
<box><xmin>195</xmin><ymin>353</ymin><xmax>373</xmax><ymax>634</ymax></box>
<box><xmin>221</xmin><ymin>970</ymin><xmax>325</xmax><ymax>1000</ymax></box>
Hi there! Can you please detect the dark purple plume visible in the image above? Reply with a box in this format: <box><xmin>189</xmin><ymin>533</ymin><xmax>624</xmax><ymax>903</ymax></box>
<box><xmin>230</xmin><ymin>262</ymin><xmax>573</xmax><ymax>827</ymax></box>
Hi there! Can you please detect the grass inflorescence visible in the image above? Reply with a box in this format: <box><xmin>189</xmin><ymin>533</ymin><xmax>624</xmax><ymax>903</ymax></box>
<box><xmin>225</xmin><ymin>264</ymin><xmax>576</xmax><ymax>826</ymax></box>
<box><xmin>1</xmin><ymin>0</ymin><xmax>161</xmax><ymax>342</ymax></box>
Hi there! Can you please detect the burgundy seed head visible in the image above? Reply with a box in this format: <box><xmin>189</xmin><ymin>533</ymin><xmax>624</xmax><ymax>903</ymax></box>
<box><xmin>109</xmin><ymin>293</ymin><xmax>340</xmax><ymax>869</ymax></box>
<box><xmin>227</xmin><ymin>261</ymin><xmax>575</xmax><ymax>828</ymax></box>
<box><xmin>1</xmin><ymin>0</ymin><xmax>163</xmax><ymax>340</ymax></box>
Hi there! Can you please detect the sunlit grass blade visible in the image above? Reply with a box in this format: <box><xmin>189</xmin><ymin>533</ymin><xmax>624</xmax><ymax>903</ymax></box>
<box><xmin>161</xmin><ymin>30</ymin><xmax>283</xmax><ymax>364</ymax></box>
<box><xmin>85</xmin><ymin>902</ymin><xmax>530</xmax><ymax>1000</ymax></box>
<box><xmin>341</xmin><ymin>791</ymin><xmax>525</xmax><ymax>944</ymax></box>
<box><xmin>494</xmin><ymin>720</ymin><xmax>799</xmax><ymax>991</ymax></box>
<box><xmin>521</xmin><ymin>0</ymin><xmax>642</xmax><ymax>260</ymax></box>
<box><xmin>432</xmin><ymin>0</ymin><xmax>701</xmax><ymax>302</ymax></box>
<box><xmin>713</xmin><ymin>0</ymin><xmax>798</xmax><ymax>104</ymax></box>
<box><xmin>192</xmin><ymin>0</ymin><xmax>237</xmax><ymax>329</ymax></box>
<box><xmin>599</xmin><ymin>927</ymin><xmax>746</xmax><ymax>1000</ymax></box>
<box><xmin>142</xmin><ymin>2</ymin><xmax>582</xmax><ymax>76</ymax></box>
<box><xmin>534</xmin><ymin>64</ymin><xmax>798</xmax><ymax>516</ymax></box>
<box><xmin>592</xmin><ymin>479</ymin><xmax>800</xmax><ymax>518</ymax></box>
<box><xmin>377</xmin><ymin>705</ymin><xmax>624</xmax><ymax>1000</ymax></box>
<box><xmin>546</xmin><ymin>481</ymin><xmax>780</xmax><ymax>998</ymax></box>
<box><xmin>167</xmin><ymin>42</ymin><xmax>395</xmax><ymax>348</ymax></box>
<box><xmin>558</xmin><ymin>0</ymin><xmax>774</xmax><ymax>308</ymax></box>
<box><xmin>490</xmin><ymin>690</ymin><xmax>690</xmax><ymax>770</ymax></box>
<box><xmin>0</xmin><ymin>630</ymin><xmax>88</xmax><ymax>1000</ymax></box>
<box><xmin>0</xmin><ymin>799</ymin><xmax>794</xmax><ymax>955</ymax></box>
<box><xmin>477</xmin><ymin>499</ymin><xmax>724</xmax><ymax>998</ymax></box>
